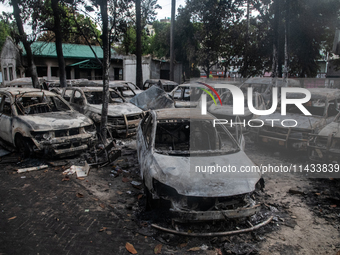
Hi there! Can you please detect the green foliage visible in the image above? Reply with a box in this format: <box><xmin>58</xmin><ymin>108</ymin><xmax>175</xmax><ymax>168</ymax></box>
<box><xmin>148</xmin><ymin>21</ymin><xmax>170</xmax><ymax>58</ymax></box>
<box><xmin>184</xmin><ymin>0</ymin><xmax>245</xmax><ymax>77</ymax></box>
<box><xmin>117</xmin><ymin>25</ymin><xmax>152</xmax><ymax>55</ymax></box>
<box><xmin>287</xmin><ymin>0</ymin><xmax>340</xmax><ymax>77</ymax></box>
<box><xmin>0</xmin><ymin>20</ymin><xmax>11</xmax><ymax>52</ymax></box>
<box><xmin>36</xmin><ymin>2</ymin><xmax>101</xmax><ymax>45</ymax></box>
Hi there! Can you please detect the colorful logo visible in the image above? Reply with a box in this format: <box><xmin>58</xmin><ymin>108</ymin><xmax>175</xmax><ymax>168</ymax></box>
<box><xmin>197</xmin><ymin>82</ymin><xmax>223</xmax><ymax>106</ymax></box>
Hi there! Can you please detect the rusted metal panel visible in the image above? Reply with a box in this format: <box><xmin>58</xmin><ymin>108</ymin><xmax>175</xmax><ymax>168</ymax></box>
<box><xmin>171</xmin><ymin>204</ymin><xmax>261</xmax><ymax>221</ymax></box>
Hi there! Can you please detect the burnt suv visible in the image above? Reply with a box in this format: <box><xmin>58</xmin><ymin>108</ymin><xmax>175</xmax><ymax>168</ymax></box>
<box><xmin>0</xmin><ymin>88</ymin><xmax>97</xmax><ymax>158</ymax></box>
<box><xmin>61</xmin><ymin>87</ymin><xmax>144</xmax><ymax>138</ymax></box>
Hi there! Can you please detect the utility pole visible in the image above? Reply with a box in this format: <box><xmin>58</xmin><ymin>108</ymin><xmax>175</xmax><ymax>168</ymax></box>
<box><xmin>170</xmin><ymin>0</ymin><xmax>175</xmax><ymax>81</ymax></box>
<box><xmin>136</xmin><ymin>0</ymin><xmax>143</xmax><ymax>88</ymax></box>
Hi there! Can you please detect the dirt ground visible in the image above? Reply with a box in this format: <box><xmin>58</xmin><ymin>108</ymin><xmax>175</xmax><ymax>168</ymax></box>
<box><xmin>0</xmin><ymin>135</ymin><xmax>339</xmax><ymax>254</ymax></box>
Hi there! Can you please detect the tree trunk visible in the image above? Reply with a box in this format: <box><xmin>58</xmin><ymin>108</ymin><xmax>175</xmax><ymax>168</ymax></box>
<box><xmin>51</xmin><ymin>0</ymin><xmax>67</xmax><ymax>87</ymax></box>
<box><xmin>205</xmin><ymin>66</ymin><xmax>210</xmax><ymax>79</ymax></box>
<box><xmin>243</xmin><ymin>0</ymin><xmax>249</xmax><ymax>78</ymax></box>
<box><xmin>283</xmin><ymin>0</ymin><xmax>290</xmax><ymax>83</ymax></box>
<box><xmin>100</xmin><ymin>0</ymin><xmax>110</xmax><ymax>142</ymax></box>
<box><xmin>169</xmin><ymin>0</ymin><xmax>176</xmax><ymax>81</ymax></box>
<box><xmin>224</xmin><ymin>65</ymin><xmax>227</xmax><ymax>78</ymax></box>
<box><xmin>271</xmin><ymin>0</ymin><xmax>280</xmax><ymax>82</ymax></box>
<box><xmin>12</xmin><ymin>0</ymin><xmax>39</xmax><ymax>88</ymax></box>
<box><xmin>136</xmin><ymin>0</ymin><xmax>143</xmax><ymax>89</ymax></box>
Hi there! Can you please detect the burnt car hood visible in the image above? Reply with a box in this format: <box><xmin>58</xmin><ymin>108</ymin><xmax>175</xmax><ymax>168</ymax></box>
<box><xmin>208</xmin><ymin>104</ymin><xmax>252</xmax><ymax>118</ymax></box>
<box><xmin>19</xmin><ymin>111</ymin><xmax>93</xmax><ymax>131</ymax></box>
<box><xmin>87</xmin><ymin>103</ymin><xmax>143</xmax><ymax>116</ymax></box>
<box><xmin>258</xmin><ymin>112</ymin><xmax>323</xmax><ymax>130</ymax></box>
<box><xmin>318</xmin><ymin>122</ymin><xmax>340</xmax><ymax>138</ymax></box>
<box><xmin>151</xmin><ymin>151</ymin><xmax>261</xmax><ymax>197</ymax></box>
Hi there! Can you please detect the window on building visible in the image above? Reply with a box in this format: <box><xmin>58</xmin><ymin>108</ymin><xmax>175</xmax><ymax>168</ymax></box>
<box><xmin>3</xmin><ymin>68</ymin><xmax>8</xmax><ymax>81</ymax></box>
<box><xmin>9</xmin><ymin>67</ymin><xmax>13</xmax><ymax>81</ymax></box>
<box><xmin>51</xmin><ymin>67</ymin><xmax>59</xmax><ymax>77</ymax></box>
<box><xmin>37</xmin><ymin>67</ymin><xmax>47</xmax><ymax>77</ymax></box>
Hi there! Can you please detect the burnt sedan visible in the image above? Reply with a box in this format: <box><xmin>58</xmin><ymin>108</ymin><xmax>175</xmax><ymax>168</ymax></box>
<box><xmin>0</xmin><ymin>88</ymin><xmax>97</xmax><ymax>158</ymax></box>
<box><xmin>250</xmin><ymin>88</ymin><xmax>340</xmax><ymax>150</ymax></box>
<box><xmin>137</xmin><ymin>108</ymin><xmax>264</xmax><ymax>222</ymax></box>
<box><xmin>308</xmin><ymin>112</ymin><xmax>340</xmax><ymax>163</ymax></box>
<box><xmin>61</xmin><ymin>87</ymin><xmax>144</xmax><ymax>138</ymax></box>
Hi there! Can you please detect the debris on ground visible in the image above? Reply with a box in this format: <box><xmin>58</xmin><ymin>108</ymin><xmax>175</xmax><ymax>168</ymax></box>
<box><xmin>63</xmin><ymin>162</ymin><xmax>90</xmax><ymax>177</ymax></box>
<box><xmin>288</xmin><ymin>188</ymin><xmax>306</xmax><ymax>195</ymax></box>
<box><xmin>125</xmin><ymin>242</ymin><xmax>138</xmax><ymax>254</ymax></box>
<box><xmin>17</xmin><ymin>165</ymin><xmax>48</xmax><ymax>173</ymax></box>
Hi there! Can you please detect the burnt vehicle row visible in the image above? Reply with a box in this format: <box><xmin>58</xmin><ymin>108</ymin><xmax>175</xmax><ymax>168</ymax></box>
<box><xmin>0</xmin><ymin>88</ymin><xmax>97</xmax><ymax>158</ymax></box>
<box><xmin>249</xmin><ymin>89</ymin><xmax>340</xmax><ymax>160</ymax></box>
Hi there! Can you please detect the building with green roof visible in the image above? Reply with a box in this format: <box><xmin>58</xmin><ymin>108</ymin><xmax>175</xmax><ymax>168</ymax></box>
<box><xmin>1</xmin><ymin>38</ymin><xmax>123</xmax><ymax>84</ymax></box>
<box><xmin>1</xmin><ymin>37</ymin><xmax>183</xmax><ymax>86</ymax></box>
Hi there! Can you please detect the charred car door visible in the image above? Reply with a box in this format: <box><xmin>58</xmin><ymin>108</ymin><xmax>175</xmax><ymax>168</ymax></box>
<box><xmin>70</xmin><ymin>89</ymin><xmax>86</xmax><ymax>113</ymax></box>
<box><xmin>0</xmin><ymin>94</ymin><xmax>14</xmax><ymax>144</ymax></box>
<box><xmin>137</xmin><ymin>112</ymin><xmax>154</xmax><ymax>179</ymax></box>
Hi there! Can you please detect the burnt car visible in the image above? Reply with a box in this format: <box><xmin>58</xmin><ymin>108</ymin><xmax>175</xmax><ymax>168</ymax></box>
<box><xmin>208</xmin><ymin>90</ymin><xmax>266</xmax><ymax>125</ymax></box>
<box><xmin>92</xmin><ymin>80</ymin><xmax>143</xmax><ymax>101</ymax></box>
<box><xmin>169</xmin><ymin>84</ymin><xmax>203</xmax><ymax>108</ymax></box>
<box><xmin>61</xmin><ymin>87</ymin><xmax>144</xmax><ymax>138</ymax></box>
<box><xmin>4</xmin><ymin>77</ymin><xmax>46</xmax><ymax>89</ymax></box>
<box><xmin>250</xmin><ymin>88</ymin><xmax>340</xmax><ymax>150</ymax></box>
<box><xmin>240</xmin><ymin>77</ymin><xmax>301</xmax><ymax>106</ymax></box>
<box><xmin>308</xmin><ymin>112</ymin><xmax>340</xmax><ymax>163</ymax></box>
<box><xmin>137</xmin><ymin>108</ymin><xmax>264</xmax><ymax>222</ymax></box>
<box><xmin>0</xmin><ymin>88</ymin><xmax>97</xmax><ymax>157</ymax></box>
<box><xmin>142</xmin><ymin>79</ymin><xmax>179</xmax><ymax>92</ymax></box>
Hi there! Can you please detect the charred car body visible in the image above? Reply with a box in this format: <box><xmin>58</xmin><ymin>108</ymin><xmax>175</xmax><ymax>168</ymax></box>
<box><xmin>308</xmin><ymin>112</ymin><xmax>340</xmax><ymax>163</ymax></box>
<box><xmin>208</xmin><ymin>90</ymin><xmax>266</xmax><ymax>127</ymax></box>
<box><xmin>0</xmin><ymin>88</ymin><xmax>97</xmax><ymax>157</ymax></box>
<box><xmin>92</xmin><ymin>80</ymin><xmax>143</xmax><ymax>101</ymax></box>
<box><xmin>169</xmin><ymin>84</ymin><xmax>203</xmax><ymax>108</ymax></box>
<box><xmin>61</xmin><ymin>87</ymin><xmax>144</xmax><ymax>138</ymax></box>
<box><xmin>250</xmin><ymin>88</ymin><xmax>340</xmax><ymax>150</ymax></box>
<box><xmin>143</xmin><ymin>79</ymin><xmax>179</xmax><ymax>92</ymax></box>
<box><xmin>137</xmin><ymin>108</ymin><xmax>264</xmax><ymax>222</ymax></box>
<box><xmin>240</xmin><ymin>77</ymin><xmax>301</xmax><ymax>106</ymax></box>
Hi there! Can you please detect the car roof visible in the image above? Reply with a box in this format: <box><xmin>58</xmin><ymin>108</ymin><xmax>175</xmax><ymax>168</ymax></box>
<box><xmin>0</xmin><ymin>87</ymin><xmax>57</xmax><ymax>96</ymax></box>
<box><xmin>154</xmin><ymin>108</ymin><xmax>215</xmax><ymax>120</ymax></box>
<box><xmin>145</xmin><ymin>79</ymin><xmax>178</xmax><ymax>85</ymax></box>
<box><xmin>65</xmin><ymin>86</ymin><xmax>114</xmax><ymax>92</ymax></box>
<box><xmin>5</xmin><ymin>77</ymin><xmax>47</xmax><ymax>88</ymax></box>
<box><xmin>244</xmin><ymin>77</ymin><xmax>301</xmax><ymax>87</ymax></box>
<box><xmin>288</xmin><ymin>88</ymin><xmax>340</xmax><ymax>100</ymax></box>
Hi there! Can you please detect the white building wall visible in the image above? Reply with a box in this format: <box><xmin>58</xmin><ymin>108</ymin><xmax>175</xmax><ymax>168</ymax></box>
<box><xmin>123</xmin><ymin>56</ymin><xmax>151</xmax><ymax>84</ymax></box>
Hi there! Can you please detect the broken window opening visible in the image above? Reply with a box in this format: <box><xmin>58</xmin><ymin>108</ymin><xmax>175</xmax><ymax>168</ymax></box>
<box><xmin>15</xmin><ymin>94</ymin><xmax>71</xmax><ymax>115</ymax></box>
<box><xmin>85</xmin><ymin>91</ymin><xmax>125</xmax><ymax>105</ymax></box>
<box><xmin>154</xmin><ymin>120</ymin><xmax>239</xmax><ymax>156</ymax></box>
